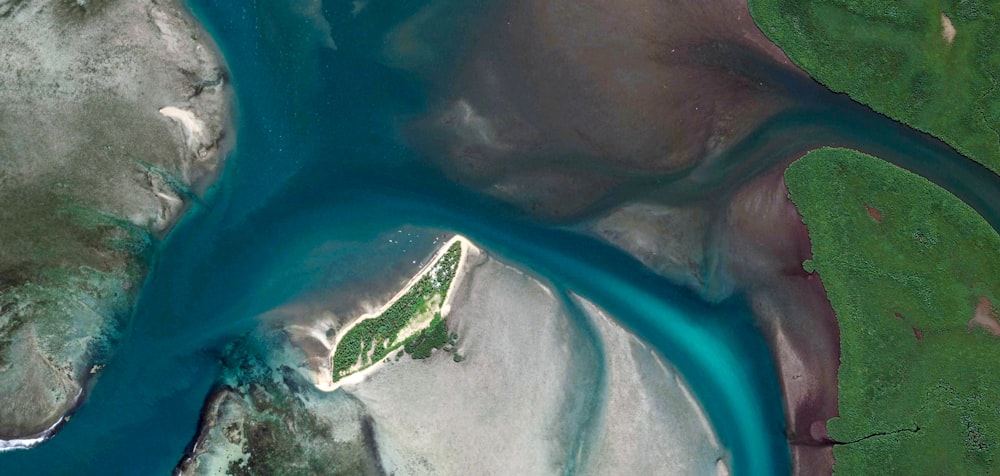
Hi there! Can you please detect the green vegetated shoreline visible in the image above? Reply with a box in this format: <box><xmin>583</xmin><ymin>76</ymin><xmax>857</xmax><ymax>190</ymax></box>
<box><xmin>331</xmin><ymin>241</ymin><xmax>463</xmax><ymax>381</ymax></box>
<box><xmin>748</xmin><ymin>0</ymin><xmax>1000</xmax><ymax>175</ymax></box>
<box><xmin>785</xmin><ymin>148</ymin><xmax>1000</xmax><ymax>473</ymax></box>
<box><xmin>0</xmin><ymin>155</ymin><xmax>185</xmax><ymax>378</ymax></box>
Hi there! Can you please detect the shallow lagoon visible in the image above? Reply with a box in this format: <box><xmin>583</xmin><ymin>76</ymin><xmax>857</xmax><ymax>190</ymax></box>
<box><xmin>3</xmin><ymin>0</ymin><xmax>999</xmax><ymax>474</ymax></box>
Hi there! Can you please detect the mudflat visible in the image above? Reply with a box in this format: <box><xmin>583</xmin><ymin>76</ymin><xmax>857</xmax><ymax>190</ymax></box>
<box><xmin>0</xmin><ymin>0</ymin><xmax>229</xmax><ymax>442</ymax></box>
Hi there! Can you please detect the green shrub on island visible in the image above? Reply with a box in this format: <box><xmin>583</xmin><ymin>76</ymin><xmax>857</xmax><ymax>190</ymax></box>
<box><xmin>785</xmin><ymin>147</ymin><xmax>1000</xmax><ymax>473</ymax></box>
<box><xmin>749</xmin><ymin>0</ymin><xmax>1000</xmax><ymax>175</ymax></box>
<box><xmin>331</xmin><ymin>242</ymin><xmax>462</xmax><ymax>380</ymax></box>
<box><xmin>404</xmin><ymin>314</ymin><xmax>450</xmax><ymax>360</ymax></box>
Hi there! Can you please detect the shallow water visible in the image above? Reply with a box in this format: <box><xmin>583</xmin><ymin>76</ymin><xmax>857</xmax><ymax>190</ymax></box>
<box><xmin>2</xmin><ymin>1</ymin><xmax>998</xmax><ymax>475</ymax></box>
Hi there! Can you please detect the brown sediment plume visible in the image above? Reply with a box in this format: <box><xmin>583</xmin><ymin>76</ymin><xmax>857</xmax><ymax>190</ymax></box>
<box><xmin>967</xmin><ymin>296</ymin><xmax>1000</xmax><ymax>336</ymax></box>
<box><xmin>401</xmin><ymin>0</ymin><xmax>811</xmax><ymax>218</ymax></box>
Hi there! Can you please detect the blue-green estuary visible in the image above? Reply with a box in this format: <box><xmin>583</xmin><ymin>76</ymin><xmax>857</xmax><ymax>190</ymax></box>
<box><xmin>2</xmin><ymin>1</ymin><xmax>999</xmax><ymax>475</ymax></box>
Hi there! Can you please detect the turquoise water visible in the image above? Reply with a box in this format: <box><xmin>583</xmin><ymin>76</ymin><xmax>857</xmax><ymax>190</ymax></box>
<box><xmin>2</xmin><ymin>1</ymin><xmax>999</xmax><ymax>475</ymax></box>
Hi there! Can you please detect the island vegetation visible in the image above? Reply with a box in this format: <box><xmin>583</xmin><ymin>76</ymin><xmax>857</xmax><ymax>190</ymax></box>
<box><xmin>749</xmin><ymin>0</ymin><xmax>1000</xmax><ymax>175</ymax></box>
<box><xmin>331</xmin><ymin>241</ymin><xmax>463</xmax><ymax>381</ymax></box>
<box><xmin>785</xmin><ymin>147</ymin><xmax>1000</xmax><ymax>473</ymax></box>
<box><xmin>404</xmin><ymin>314</ymin><xmax>454</xmax><ymax>360</ymax></box>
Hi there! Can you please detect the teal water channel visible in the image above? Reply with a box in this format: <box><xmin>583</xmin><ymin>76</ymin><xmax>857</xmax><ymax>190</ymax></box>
<box><xmin>1</xmin><ymin>1</ymin><xmax>998</xmax><ymax>475</ymax></box>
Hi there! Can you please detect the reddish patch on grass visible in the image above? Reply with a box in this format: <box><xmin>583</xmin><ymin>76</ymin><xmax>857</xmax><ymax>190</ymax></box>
<box><xmin>865</xmin><ymin>204</ymin><xmax>883</xmax><ymax>223</ymax></box>
<box><xmin>894</xmin><ymin>312</ymin><xmax>904</xmax><ymax>320</ymax></box>
<box><xmin>967</xmin><ymin>296</ymin><xmax>1000</xmax><ymax>337</ymax></box>
<box><xmin>912</xmin><ymin>328</ymin><xmax>923</xmax><ymax>340</ymax></box>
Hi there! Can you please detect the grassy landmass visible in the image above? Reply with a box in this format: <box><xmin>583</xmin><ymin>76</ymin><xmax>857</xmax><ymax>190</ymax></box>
<box><xmin>785</xmin><ymin>147</ymin><xmax>1000</xmax><ymax>472</ymax></box>
<box><xmin>748</xmin><ymin>0</ymin><xmax>1000</xmax><ymax>175</ymax></box>
<box><xmin>331</xmin><ymin>241</ymin><xmax>462</xmax><ymax>380</ymax></box>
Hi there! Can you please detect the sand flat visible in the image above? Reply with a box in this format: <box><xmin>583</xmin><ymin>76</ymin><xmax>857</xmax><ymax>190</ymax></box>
<box><xmin>573</xmin><ymin>296</ymin><xmax>727</xmax><ymax>475</ymax></box>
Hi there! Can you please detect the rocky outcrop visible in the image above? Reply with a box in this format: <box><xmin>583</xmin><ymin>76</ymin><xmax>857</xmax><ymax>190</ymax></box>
<box><xmin>0</xmin><ymin>0</ymin><xmax>229</xmax><ymax>442</ymax></box>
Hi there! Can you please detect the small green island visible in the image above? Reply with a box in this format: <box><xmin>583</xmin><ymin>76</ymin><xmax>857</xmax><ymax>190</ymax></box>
<box><xmin>330</xmin><ymin>238</ymin><xmax>466</xmax><ymax>384</ymax></box>
<box><xmin>785</xmin><ymin>147</ymin><xmax>1000</xmax><ymax>473</ymax></box>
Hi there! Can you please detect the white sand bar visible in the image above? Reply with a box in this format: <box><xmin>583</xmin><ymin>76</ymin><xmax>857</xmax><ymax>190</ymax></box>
<box><xmin>159</xmin><ymin>106</ymin><xmax>209</xmax><ymax>151</ymax></box>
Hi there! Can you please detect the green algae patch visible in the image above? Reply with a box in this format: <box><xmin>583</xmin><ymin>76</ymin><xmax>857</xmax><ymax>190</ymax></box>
<box><xmin>331</xmin><ymin>240</ymin><xmax>463</xmax><ymax>381</ymax></box>
<box><xmin>0</xmin><ymin>263</ymin><xmax>139</xmax><ymax>436</ymax></box>
<box><xmin>183</xmin><ymin>339</ymin><xmax>384</xmax><ymax>476</ymax></box>
<box><xmin>749</xmin><ymin>0</ymin><xmax>1000</xmax><ymax>175</ymax></box>
<box><xmin>785</xmin><ymin>147</ymin><xmax>1000</xmax><ymax>472</ymax></box>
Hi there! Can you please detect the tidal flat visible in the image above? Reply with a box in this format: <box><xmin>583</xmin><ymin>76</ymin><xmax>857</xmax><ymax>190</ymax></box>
<box><xmin>180</xmin><ymin>241</ymin><xmax>727</xmax><ymax>475</ymax></box>
<box><xmin>390</xmin><ymin>0</ymin><xmax>1000</xmax><ymax>472</ymax></box>
<box><xmin>0</xmin><ymin>0</ymin><xmax>228</xmax><ymax>443</ymax></box>
<box><xmin>2</xmin><ymin>0</ymin><xmax>997</xmax><ymax>474</ymax></box>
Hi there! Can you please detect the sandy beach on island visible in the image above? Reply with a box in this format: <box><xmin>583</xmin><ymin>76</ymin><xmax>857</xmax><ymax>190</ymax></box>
<box><xmin>311</xmin><ymin>235</ymin><xmax>477</xmax><ymax>392</ymax></box>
